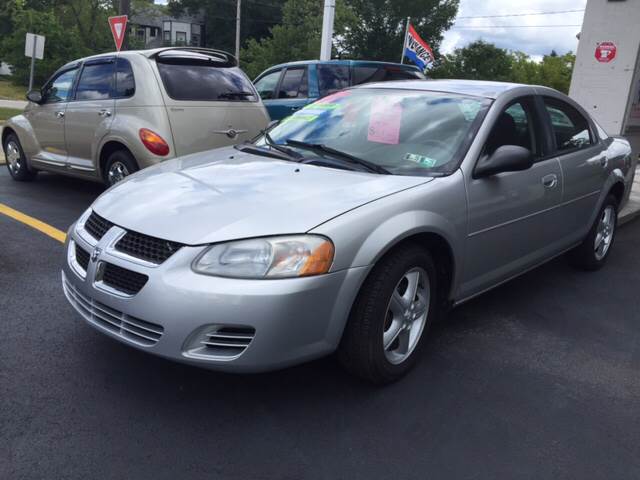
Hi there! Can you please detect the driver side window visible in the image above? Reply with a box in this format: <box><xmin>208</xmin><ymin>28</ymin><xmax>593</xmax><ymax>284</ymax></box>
<box><xmin>42</xmin><ymin>69</ymin><xmax>78</xmax><ymax>104</ymax></box>
<box><xmin>485</xmin><ymin>99</ymin><xmax>537</xmax><ymax>157</ymax></box>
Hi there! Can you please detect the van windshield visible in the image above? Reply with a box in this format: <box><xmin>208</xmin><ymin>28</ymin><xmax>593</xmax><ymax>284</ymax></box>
<box><xmin>157</xmin><ymin>53</ymin><xmax>257</xmax><ymax>102</ymax></box>
<box><xmin>261</xmin><ymin>89</ymin><xmax>491</xmax><ymax>176</ymax></box>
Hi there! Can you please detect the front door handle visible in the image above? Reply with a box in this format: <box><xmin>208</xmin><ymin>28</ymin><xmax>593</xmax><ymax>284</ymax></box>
<box><xmin>542</xmin><ymin>173</ymin><xmax>558</xmax><ymax>189</ymax></box>
<box><xmin>55</xmin><ymin>111</ymin><xmax>65</xmax><ymax>119</ymax></box>
<box><xmin>98</xmin><ymin>109</ymin><xmax>112</xmax><ymax>117</ymax></box>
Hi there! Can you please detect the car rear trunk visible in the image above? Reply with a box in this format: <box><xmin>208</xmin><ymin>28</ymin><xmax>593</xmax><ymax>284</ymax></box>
<box><xmin>153</xmin><ymin>49</ymin><xmax>269</xmax><ymax>157</ymax></box>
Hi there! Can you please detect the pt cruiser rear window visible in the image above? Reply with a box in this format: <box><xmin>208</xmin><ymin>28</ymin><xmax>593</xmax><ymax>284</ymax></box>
<box><xmin>156</xmin><ymin>50</ymin><xmax>257</xmax><ymax>102</ymax></box>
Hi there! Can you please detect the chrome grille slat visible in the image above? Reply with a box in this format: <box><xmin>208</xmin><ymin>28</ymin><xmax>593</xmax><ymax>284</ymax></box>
<box><xmin>205</xmin><ymin>333</ymin><xmax>253</xmax><ymax>341</ymax></box>
<box><xmin>201</xmin><ymin>340</ymin><xmax>249</xmax><ymax>348</ymax></box>
<box><xmin>63</xmin><ymin>275</ymin><xmax>163</xmax><ymax>347</ymax></box>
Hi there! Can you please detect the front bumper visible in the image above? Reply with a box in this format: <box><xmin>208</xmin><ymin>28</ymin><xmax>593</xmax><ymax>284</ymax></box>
<box><xmin>62</xmin><ymin>222</ymin><xmax>367</xmax><ymax>373</ymax></box>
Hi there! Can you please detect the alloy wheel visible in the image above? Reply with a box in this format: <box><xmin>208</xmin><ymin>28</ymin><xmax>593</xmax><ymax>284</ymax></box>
<box><xmin>594</xmin><ymin>205</ymin><xmax>615</xmax><ymax>261</ymax></box>
<box><xmin>107</xmin><ymin>161</ymin><xmax>130</xmax><ymax>185</ymax></box>
<box><xmin>383</xmin><ymin>267</ymin><xmax>430</xmax><ymax>365</ymax></box>
<box><xmin>6</xmin><ymin>141</ymin><xmax>22</xmax><ymax>176</ymax></box>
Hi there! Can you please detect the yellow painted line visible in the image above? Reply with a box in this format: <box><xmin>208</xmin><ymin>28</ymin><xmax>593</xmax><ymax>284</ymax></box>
<box><xmin>0</xmin><ymin>203</ymin><xmax>66</xmax><ymax>244</ymax></box>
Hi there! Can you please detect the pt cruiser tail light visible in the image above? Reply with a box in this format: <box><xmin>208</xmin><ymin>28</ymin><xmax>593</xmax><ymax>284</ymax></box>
<box><xmin>139</xmin><ymin>128</ymin><xmax>170</xmax><ymax>156</ymax></box>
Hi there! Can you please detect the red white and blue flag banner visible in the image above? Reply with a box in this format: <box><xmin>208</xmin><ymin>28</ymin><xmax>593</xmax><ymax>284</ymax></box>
<box><xmin>404</xmin><ymin>23</ymin><xmax>434</xmax><ymax>70</ymax></box>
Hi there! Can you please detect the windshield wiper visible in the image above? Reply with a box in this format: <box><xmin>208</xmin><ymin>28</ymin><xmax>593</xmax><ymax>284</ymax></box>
<box><xmin>218</xmin><ymin>91</ymin><xmax>255</xmax><ymax>100</ymax></box>
<box><xmin>264</xmin><ymin>132</ymin><xmax>302</xmax><ymax>160</ymax></box>
<box><xmin>234</xmin><ymin>143</ymin><xmax>297</xmax><ymax>162</ymax></box>
<box><xmin>285</xmin><ymin>140</ymin><xmax>391</xmax><ymax>175</ymax></box>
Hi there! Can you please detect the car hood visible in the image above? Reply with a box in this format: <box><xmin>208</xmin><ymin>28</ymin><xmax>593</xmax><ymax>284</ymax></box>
<box><xmin>92</xmin><ymin>147</ymin><xmax>432</xmax><ymax>245</ymax></box>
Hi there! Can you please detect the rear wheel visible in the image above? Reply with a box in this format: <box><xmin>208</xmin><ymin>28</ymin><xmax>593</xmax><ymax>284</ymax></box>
<box><xmin>3</xmin><ymin>133</ymin><xmax>37</xmax><ymax>181</ymax></box>
<box><xmin>103</xmin><ymin>149</ymin><xmax>138</xmax><ymax>186</ymax></box>
<box><xmin>568</xmin><ymin>194</ymin><xmax>618</xmax><ymax>271</ymax></box>
<box><xmin>338</xmin><ymin>244</ymin><xmax>439</xmax><ymax>384</ymax></box>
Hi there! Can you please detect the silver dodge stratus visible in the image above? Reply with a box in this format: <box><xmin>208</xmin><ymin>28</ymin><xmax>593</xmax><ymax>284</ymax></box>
<box><xmin>62</xmin><ymin>80</ymin><xmax>634</xmax><ymax>383</ymax></box>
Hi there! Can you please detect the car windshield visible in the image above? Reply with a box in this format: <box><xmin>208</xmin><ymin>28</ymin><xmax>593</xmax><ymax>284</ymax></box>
<box><xmin>260</xmin><ymin>89</ymin><xmax>491</xmax><ymax>176</ymax></box>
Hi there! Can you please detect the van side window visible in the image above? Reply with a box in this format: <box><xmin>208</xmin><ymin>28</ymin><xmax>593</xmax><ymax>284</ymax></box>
<box><xmin>42</xmin><ymin>69</ymin><xmax>78</xmax><ymax>104</ymax></box>
<box><xmin>543</xmin><ymin>97</ymin><xmax>593</xmax><ymax>152</ymax></box>
<box><xmin>317</xmin><ymin>65</ymin><xmax>349</xmax><ymax>97</ymax></box>
<box><xmin>254</xmin><ymin>70</ymin><xmax>281</xmax><ymax>100</ymax></box>
<box><xmin>76</xmin><ymin>62</ymin><xmax>114</xmax><ymax>101</ymax></box>
<box><xmin>278</xmin><ymin>68</ymin><xmax>308</xmax><ymax>99</ymax></box>
<box><xmin>114</xmin><ymin>58</ymin><xmax>135</xmax><ymax>98</ymax></box>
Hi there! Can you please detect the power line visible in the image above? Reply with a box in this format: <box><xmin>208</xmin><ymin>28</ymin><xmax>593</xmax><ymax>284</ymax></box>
<box><xmin>457</xmin><ymin>9</ymin><xmax>584</xmax><ymax>19</ymax></box>
<box><xmin>451</xmin><ymin>25</ymin><xmax>582</xmax><ymax>29</ymax></box>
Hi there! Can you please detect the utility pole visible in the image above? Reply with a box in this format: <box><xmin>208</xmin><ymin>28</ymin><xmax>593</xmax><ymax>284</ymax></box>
<box><xmin>235</xmin><ymin>0</ymin><xmax>241</xmax><ymax>61</ymax></box>
<box><xmin>119</xmin><ymin>0</ymin><xmax>131</xmax><ymax>50</ymax></box>
<box><xmin>320</xmin><ymin>0</ymin><xmax>335</xmax><ymax>61</ymax></box>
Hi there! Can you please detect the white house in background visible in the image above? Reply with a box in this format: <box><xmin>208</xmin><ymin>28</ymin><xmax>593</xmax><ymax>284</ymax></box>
<box><xmin>130</xmin><ymin>3</ymin><xmax>205</xmax><ymax>48</ymax></box>
<box><xmin>0</xmin><ymin>62</ymin><xmax>12</xmax><ymax>75</ymax></box>
<box><xmin>570</xmin><ymin>0</ymin><xmax>640</xmax><ymax>136</ymax></box>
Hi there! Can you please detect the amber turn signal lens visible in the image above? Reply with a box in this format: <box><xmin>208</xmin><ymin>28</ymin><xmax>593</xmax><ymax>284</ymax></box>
<box><xmin>139</xmin><ymin>128</ymin><xmax>170</xmax><ymax>156</ymax></box>
<box><xmin>299</xmin><ymin>240</ymin><xmax>335</xmax><ymax>276</ymax></box>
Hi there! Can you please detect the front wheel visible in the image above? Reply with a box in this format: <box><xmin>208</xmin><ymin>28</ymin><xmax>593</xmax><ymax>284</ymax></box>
<box><xmin>338</xmin><ymin>244</ymin><xmax>439</xmax><ymax>384</ymax></box>
<box><xmin>3</xmin><ymin>133</ymin><xmax>37</xmax><ymax>181</ymax></box>
<box><xmin>568</xmin><ymin>194</ymin><xmax>618</xmax><ymax>271</ymax></box>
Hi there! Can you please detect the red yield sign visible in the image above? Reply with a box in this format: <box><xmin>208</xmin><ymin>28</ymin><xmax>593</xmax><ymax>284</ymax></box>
<box><xmin>108</xmin><ymin>15</ymin><xmax>128</xmax><ymax>52</ymax></box>
<box><xmin>595</xmin><ymin>42</ymin><xmax>617</xmax><ymax>63</ymax></box>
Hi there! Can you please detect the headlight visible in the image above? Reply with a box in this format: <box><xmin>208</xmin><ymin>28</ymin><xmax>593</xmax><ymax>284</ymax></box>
<box><xmin>193</xmin><ymin>235</ymin><xmax>334</xmax><ymax>279</ymax></box>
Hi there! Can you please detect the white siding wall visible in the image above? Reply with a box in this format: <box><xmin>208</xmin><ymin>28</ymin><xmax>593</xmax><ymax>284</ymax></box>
<box><xmin>569</xmin><ymin>0</ymin><xmax>640</xmax><ymax>135</ymax></box>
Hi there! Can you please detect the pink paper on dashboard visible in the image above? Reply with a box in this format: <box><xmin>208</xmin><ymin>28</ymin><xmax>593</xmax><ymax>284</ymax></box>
<box><xmin>368</xmin><ymin>98</ymin><xmax>402</xmax><ymax>144</ymax></box>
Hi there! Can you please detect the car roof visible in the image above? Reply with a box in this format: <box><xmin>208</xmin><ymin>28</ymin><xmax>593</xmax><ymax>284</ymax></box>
<box><xmin>354</xmin><ymin>79</ymin><xmax>532</xmax><ymax>99</ymax></box>
<box><xmin>59</xmin><ymin>47</ymin><xmax>236</xmax><ymax>69</ymax></box>
<box><xmin>265</xmin><ymin>59</ymin><xmax>422</xmax><ymax>72</ymax></box>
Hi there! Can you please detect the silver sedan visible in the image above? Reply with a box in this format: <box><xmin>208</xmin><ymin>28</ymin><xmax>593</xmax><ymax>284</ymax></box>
<box><xmin>62</xmin><ymin>80</ymin><xmax>634</xmax><ymax>383</ymax></box>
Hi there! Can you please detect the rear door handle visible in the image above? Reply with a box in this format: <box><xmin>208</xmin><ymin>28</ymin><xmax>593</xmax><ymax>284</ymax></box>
<box><xmin>98</xmin><ymin>109</ymin><xmax>112</xmax><ymax>117</ymax></box>
<box><xmin>542</xmin><ymin>173</ymin><xmax>558</xmax><ymax>189</ymax></box>
<box><xmin>55</xmin><ymin>111</ymin><xmax>65</xmax><ymax>119</ymax></box>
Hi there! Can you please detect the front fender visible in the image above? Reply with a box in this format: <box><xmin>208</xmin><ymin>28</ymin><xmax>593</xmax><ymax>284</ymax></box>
<box><xmin>3</xmin><ymin>115</ymin><xmax>39</xmax><ymax>159</ymax></box>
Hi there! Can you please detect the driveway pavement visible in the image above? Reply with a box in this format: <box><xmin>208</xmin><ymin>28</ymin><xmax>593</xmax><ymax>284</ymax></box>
<box><xmin>1</xmin><ymin>169</ymin><xmax>640</xmax><ymax>479</ymax></box>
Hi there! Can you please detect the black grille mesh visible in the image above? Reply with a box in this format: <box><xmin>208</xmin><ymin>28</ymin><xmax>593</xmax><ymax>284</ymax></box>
<box><xmin>115</xmin><ymin>231</ymin><xmax>182</xmax><ymax>264</ymax></box>
<box><xmin>75</xmin><ymin>244</ymin><xmax>90</xmax><ymax>271</ymax></box>
<box><xmin>102</xmin><ymin>263</ymin><xmax>148</xmax><ymax>295</ymax></box>
<box><xmin>84</xmin><ymin>211</ymin><xmax>113</xmax><ymax>240</ymax></box>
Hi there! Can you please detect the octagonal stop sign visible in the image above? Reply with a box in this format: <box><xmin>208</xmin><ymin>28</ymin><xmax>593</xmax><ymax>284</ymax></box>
<box><xmin>595</xmin><ymin>42</ymin><xmax>617</xmax><ymax>63</ymax></box>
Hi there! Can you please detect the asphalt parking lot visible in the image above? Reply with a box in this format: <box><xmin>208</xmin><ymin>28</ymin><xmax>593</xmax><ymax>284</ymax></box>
<box><xmin>1</xmin><ymin>168</ymin><xmax>640</xmax><ymax>479</ymax></box>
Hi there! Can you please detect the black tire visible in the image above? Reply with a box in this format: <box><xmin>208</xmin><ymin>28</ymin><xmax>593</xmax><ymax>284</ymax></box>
<box><xmin>103</xmin><ymin>149</ymin><xmax>138</xmax><ymax>186</ymax></box>
<box><xmin>568</xmin><ymin>194</ymin><xmax>618</xmax><ymax>271</ymax></box>
<box><xmin>3</xmin><ymin>133</ymin><xmax>37</xmax><ymax>181</ymax></box>
<box><xmin>338</xmin><ymin>243</ymin><xmax>440</xmax><ymax>384</ymax></box>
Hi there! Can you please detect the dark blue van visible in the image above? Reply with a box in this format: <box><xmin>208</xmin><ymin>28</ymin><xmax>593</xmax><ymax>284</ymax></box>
<box><xmin>253</xmin><ymin>60</ymin><xmax>426</xmax><ymax>121</ymax></box>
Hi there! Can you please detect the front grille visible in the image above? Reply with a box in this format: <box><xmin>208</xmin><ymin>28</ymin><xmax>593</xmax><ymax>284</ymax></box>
<box><xmin>101</xmin><ymin>263</ymin><xmax>148</xmax><ymax>295</ymax></box>
<box><xmin>63</xmin><ymin>274</ymin><xmax>163</xmax><ymax>346</ymax></box>
<box><xmin>115</xmin><ymin>231</ymin><xmax>182</xmax><ymax>264</ymax></box>
<box><xmin>84</xmin><ymin>211</ymin><xmax>113</xmax><ymax>240</ymax></box>
<box><xmin>75</xmin><ymin>244</ymin><xmax>90</xmax><ymax>271</ymax></box>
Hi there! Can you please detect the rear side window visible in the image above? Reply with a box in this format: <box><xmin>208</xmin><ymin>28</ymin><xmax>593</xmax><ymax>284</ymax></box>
<box><xmin>353</xmin><ymin>66</ymin><xmax>424</xmax><ymax>85</ymax></box>
<box><xmin>543</xmin><ymin>97</ymin><xmax>593</xmax><ymax>152</ymax></box>
<box><xmin>157</xmin><ymin>56</ymin><xmax>257</xmax><ymax>102</ymax></box>
<box><xmin>114</xmin><ymin>58</ymin><xmax>135</xmax><ymax>98</ymax></box>
<box><xmin>278</xmin><ymin>68</ymin><xmax>308</xmax><ymax>99</ymax></box>
<box><xmin>254</xmin><ymin>70</ymin><xmax>281</xmax><ymax>100</ymax></box>
<box><xmin>317</xmin><ymin>64</ymin><xmax>349</xmax><ymax>97</ymax></box>
<box><xmin>76</xmin><ymin>62</ymin><xmax>114</xmax><ymax>101</ymax></box>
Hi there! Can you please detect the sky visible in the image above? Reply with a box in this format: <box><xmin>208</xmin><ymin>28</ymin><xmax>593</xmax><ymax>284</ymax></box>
<box><xmin>441</xmin><ymin>0</ymin><xmax>588</xmax><ymax>60</ymax></box>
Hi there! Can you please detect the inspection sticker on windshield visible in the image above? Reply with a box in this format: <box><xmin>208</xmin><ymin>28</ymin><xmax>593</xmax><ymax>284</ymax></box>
<box><xmin>281</xmin><ymin>114</ymin><xmax>319</xmax><ymax>124</ymax></box>
<box><xmin>368</xmin><ymin>98</ymin><xmax>402</xmax><ymax>144</ymax></box>
<box><xmin>404</xmin><ymin>153</ymin><xmax>437</xmax><ymax>167</ymax></box>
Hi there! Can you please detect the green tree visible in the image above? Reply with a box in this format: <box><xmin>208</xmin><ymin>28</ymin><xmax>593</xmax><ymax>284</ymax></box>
<box><xmin>537</xmin><ymin>52</ymin><xmax>575</xmax><ymax>94</ymax></box>
<box><xmin>430</xmin><ymin>40</ymin><xmax>513</xmax><ymax>81</ymax></box>
<box><xmin>240</xmin><ymin>0</ymin><xmax>356</xmax><ymax>79</ymax></box>
<box><xmin>344</xmin><ymin>0</ymin><xmax>459</xmax><ymax>61</ymax></box>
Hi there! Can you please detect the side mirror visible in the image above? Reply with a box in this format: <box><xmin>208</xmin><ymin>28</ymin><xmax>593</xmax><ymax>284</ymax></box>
<box><xmin>474</xmin><ymin>145</ymin><xmax>533</xmax><ymax>178</ymax></box>
<box><xmin>26</xmin><ymin>90</ymin><xmax>43</xmax><ymax>104</ymax></box>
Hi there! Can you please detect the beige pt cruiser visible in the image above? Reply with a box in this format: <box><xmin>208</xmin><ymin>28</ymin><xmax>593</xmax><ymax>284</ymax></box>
<box><xmin>2</xmin><ymin>48</ymin><xmax>270</xmax><ymax>185</ymax></box>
